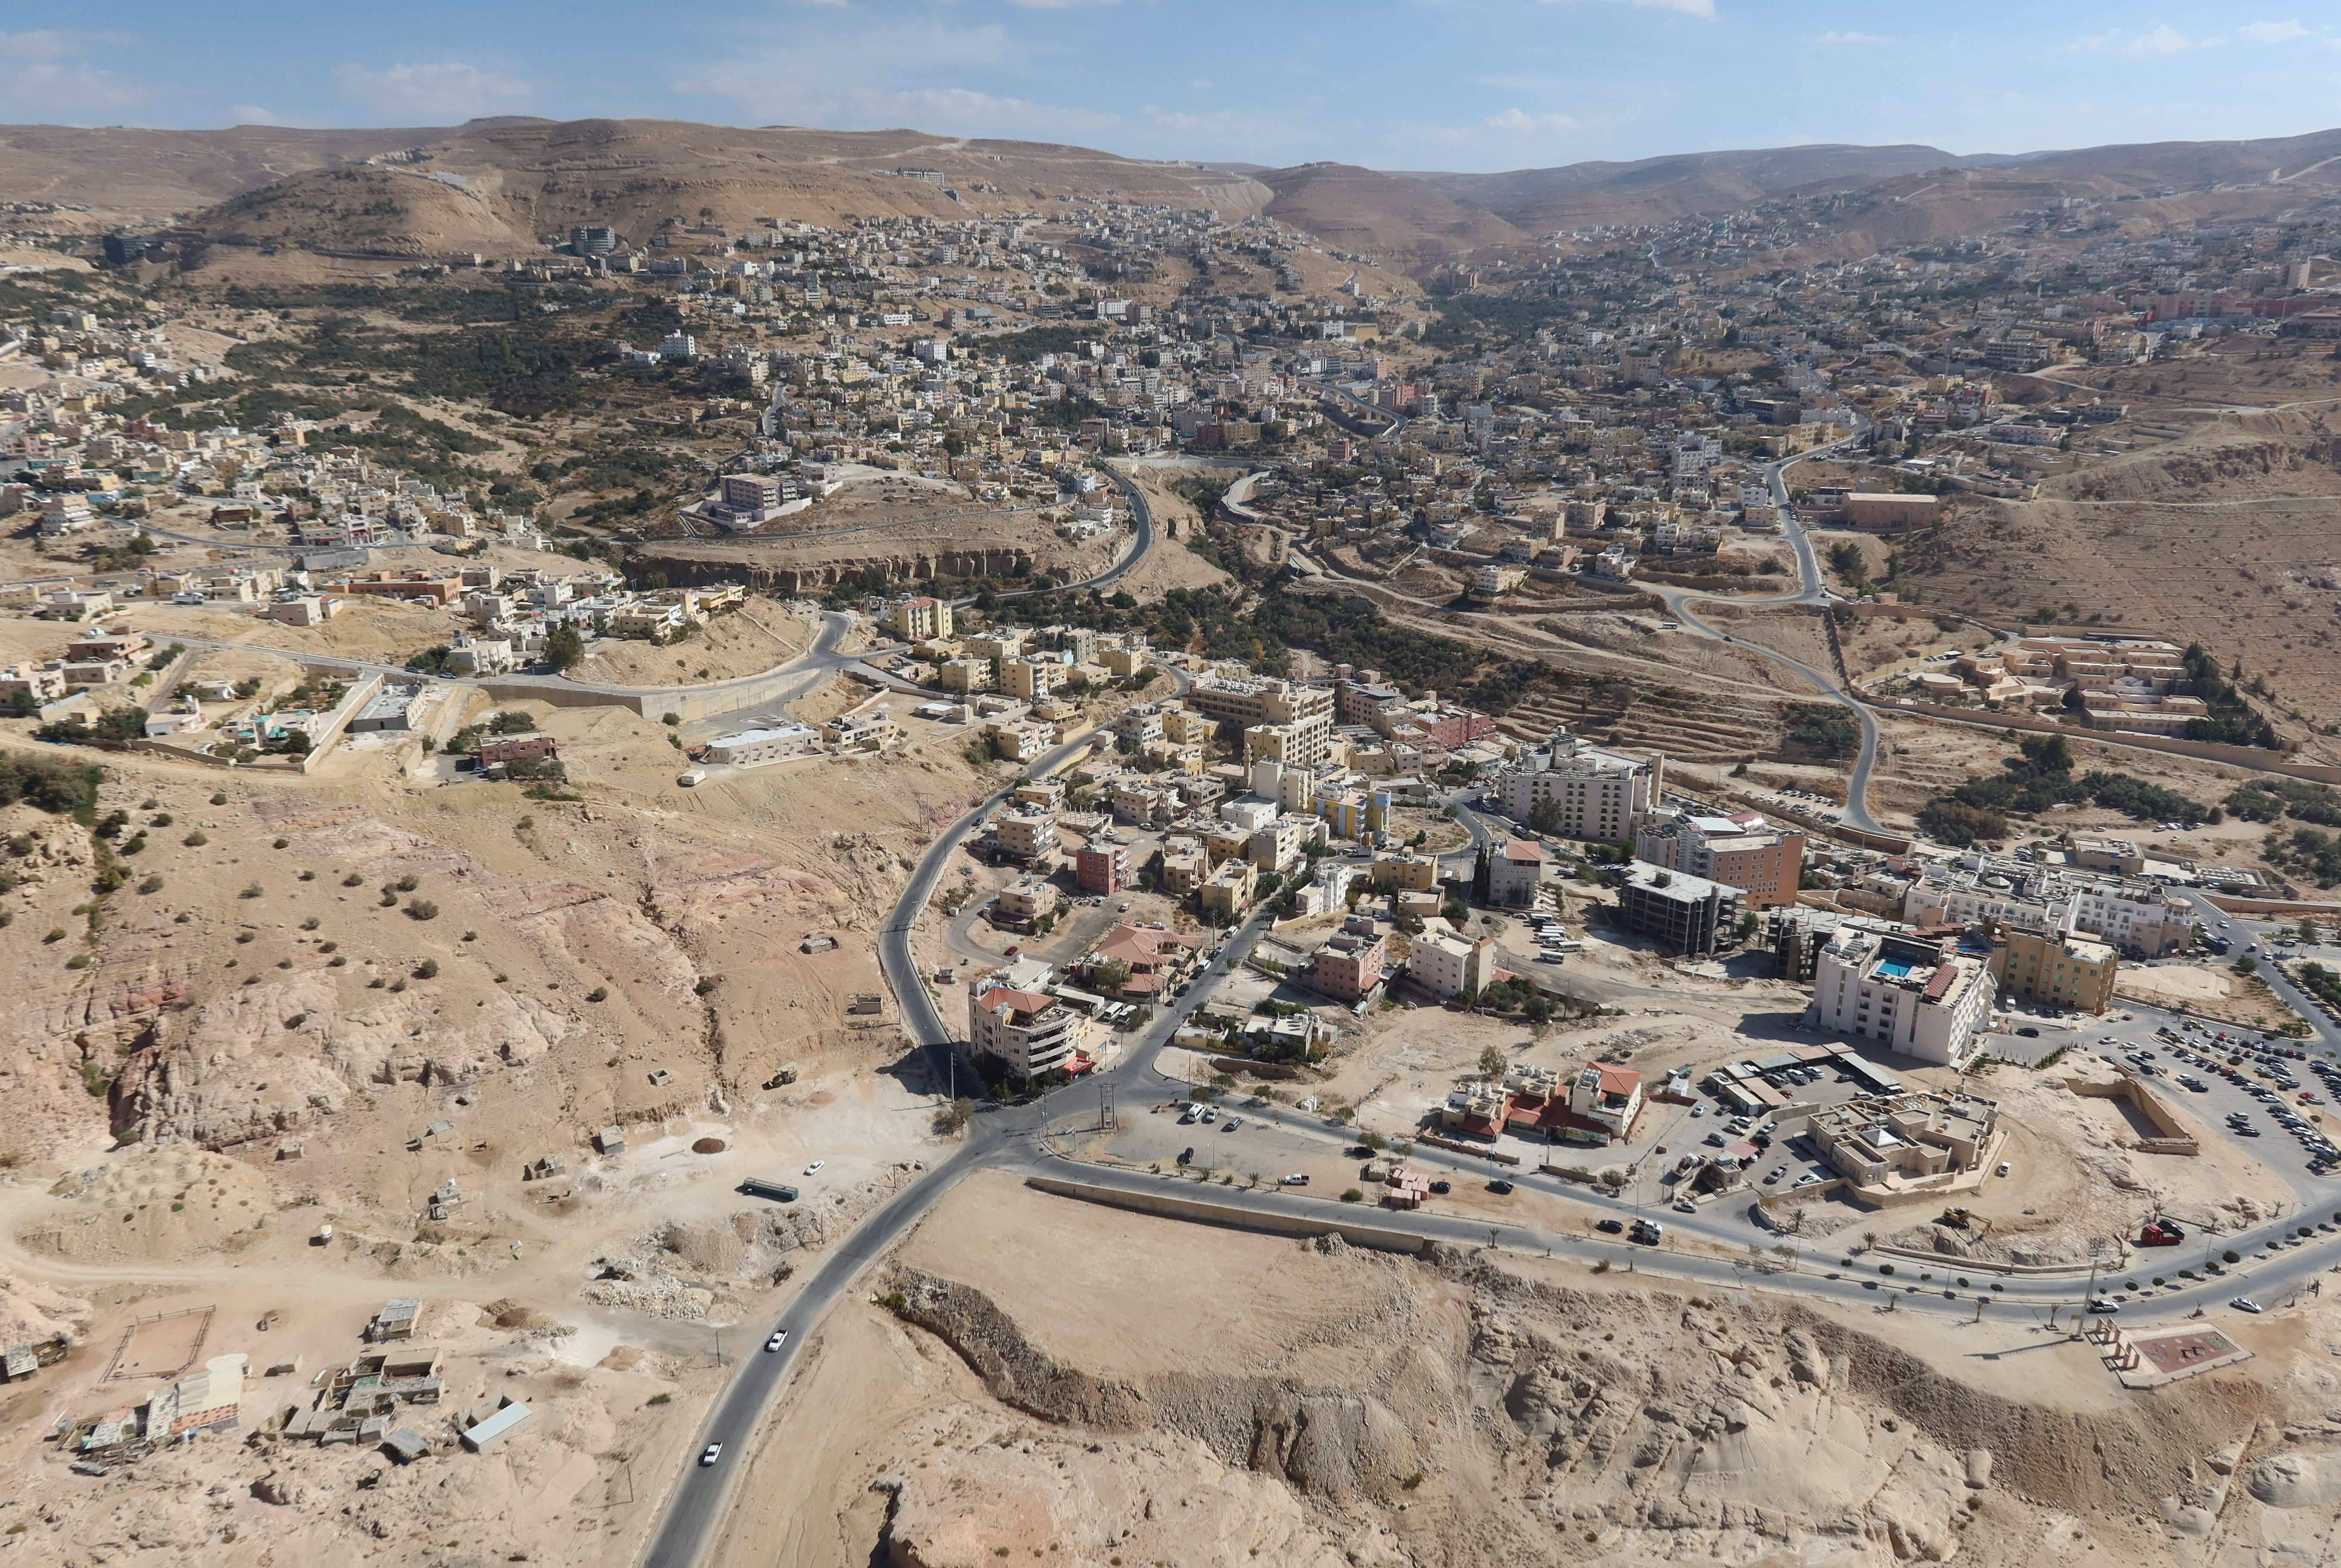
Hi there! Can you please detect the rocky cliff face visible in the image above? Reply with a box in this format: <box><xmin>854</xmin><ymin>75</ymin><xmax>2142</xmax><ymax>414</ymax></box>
<box><xmin>869</xmin><ymin>1243</ymin><xmax>2278</xmax><ymax>1568</ymax></box>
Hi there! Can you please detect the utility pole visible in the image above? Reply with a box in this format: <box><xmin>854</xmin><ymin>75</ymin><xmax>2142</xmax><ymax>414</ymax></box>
<box><xmin>1099</xmin><ymin>1078</ymin><xmax>1116</xmax><ymax>1133</ymax></box>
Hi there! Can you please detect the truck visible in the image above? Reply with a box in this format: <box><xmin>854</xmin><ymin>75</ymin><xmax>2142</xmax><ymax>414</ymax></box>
<box><xmin>1628</xmin><ymin>1219</ymin><xmax>1663</xmax><ymax>1246</ymax></box>
<box><xmin>739</xmin><ymin>1178</ymin><xmax>801</xmax><ymax>1203</ymax></box>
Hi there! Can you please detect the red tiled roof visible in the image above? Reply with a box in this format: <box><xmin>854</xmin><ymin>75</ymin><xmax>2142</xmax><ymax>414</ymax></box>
<box><xmin>1594</xmin><ymin>1064</ymin><xmax>1642</xmax><ymax>1094</ymax></box>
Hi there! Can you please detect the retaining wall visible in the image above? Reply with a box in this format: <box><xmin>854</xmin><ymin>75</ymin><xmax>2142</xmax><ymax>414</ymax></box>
<box><xmin>1881</xmin><ymin>701</ymin><xmax>2341</xmax><ymax>784</ymax></box>
<box><xmin>1023</xmin><ymin>1174</ymin><xmax>1432</xmax><ymax>1254</ymax></box>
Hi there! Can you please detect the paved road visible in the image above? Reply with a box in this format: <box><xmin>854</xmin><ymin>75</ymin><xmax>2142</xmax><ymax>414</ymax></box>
<box><xmin>1649</xmin><ymin>426</ymin><xmax>1887</xmax><ymax>834</ymax></box>
<box><xmin>152</xmin><ymin>608</ymin><xmax>869</xmax><ymax>707</ymax></box>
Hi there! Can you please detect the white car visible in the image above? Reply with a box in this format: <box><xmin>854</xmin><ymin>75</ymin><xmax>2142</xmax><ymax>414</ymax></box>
<box><xmin>764</xmin><ymin>1330</ymin><xmax>788</xmax><ymax>1353</ymax></box>
<box><xmin>803</xmin><ymin>1160</ymin><xmax>825</xmax><ymax>1175</ymax></box>
<box><xmin>700</xmin><ymin>1443</ymin><xmax>723</xmax><ymax>1466</ymax></box>
<box><xmin>2231</xmin><ymin>1297</ymin><xmax>2265</xmax><ymax>1314</ymax></box>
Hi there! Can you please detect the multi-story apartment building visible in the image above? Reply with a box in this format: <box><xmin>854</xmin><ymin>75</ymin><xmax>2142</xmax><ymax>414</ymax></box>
<box><xmin>992</xmin><ymin>876</ymin><xmax>1059</xmax><ymax>930</ymax></box>
<box><xmin>1076</xmin><ymin>836</ymin><xmax>1132</xmax><ymax>895</ymax></box>
<box><xmin>1002</xmin><ymin>658</ymin><xmax>1058</xmax><ymax>700</ymax></box>
<box><xmin>966</xmin><ymin>975</ymin><xmax>1077</xmax><ymax>1078</ymax></box>
<box><xmin>1491</xmin><ymin>729</ymin><xmax>1662</xmax><ymax>843</ymax></box>
<box><xmin>994</xmin><ymin>806</ymin><xmax>1057</xmax><ymax>861</ymax></box>
<box><xmin>1634</xmin><ymin>809</ymin><xmax>1805</xmax><ymax>911</ymax></box>
<box><xmin>1988</xmin><ymin>924</ymin><xmax>2119</xmax><ymax>1014</ymax></box>
<box><xmin>1407</xmin><ymin>928</ymin><xmax>1497</xmax><ymax>999</ymax></box>
<box><xmin>1615</xmin><ymin>863</ymin><xmax>1740</xmax><ymax>955</ymax></box>
<box><xmin>1811</xmin><ymin>928</ymin><xmax>1994</xmax><ymax>1068</ymax></box>
<box><xmin>1300</xmin><ymin>930</ymin><xmax>1387</xmax><ymax>1003</ymax></box>
<box><xmin>1187</xmin><ymin>676</ymin><xmax>1335</xmax><ymax>768</ymax></box>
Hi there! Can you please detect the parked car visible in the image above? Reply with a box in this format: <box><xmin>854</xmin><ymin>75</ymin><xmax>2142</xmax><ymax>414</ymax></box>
<box><xmin>1672</xmin><ymin>1199</ymin><xmax>1698</xmax><ymax>1214</ymax></box>
<box><xmin>1487</xmin><ymin>1178</ymin><xmax>1516</xmax><ymax>1195</ymax></box>
<box><xmin>1595</xmin><ymin>1218</ymin><xmax>1625</xmax><ymax>1233</ymax></box>
<box><xmin>2086</xmin><ymin>1300</ymin><xmax>2121</xmax><ymax>1314</ymax></box>
<box><xmin>1280</xmin><ymin>1173</ymin><xmax>1310</xmax><ymax>1186</ymax></box>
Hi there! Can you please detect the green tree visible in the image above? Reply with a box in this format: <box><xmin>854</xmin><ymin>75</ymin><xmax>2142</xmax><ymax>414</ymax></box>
<box><xmin>543</xmin><ymin>623</ymin><xmax>586</xmax><ymax>673</ymax></box>
<box><xmin>1478</xmin><ymin>1044</ymin><xmax>1509</xmax><ymax>1078</ymax></box>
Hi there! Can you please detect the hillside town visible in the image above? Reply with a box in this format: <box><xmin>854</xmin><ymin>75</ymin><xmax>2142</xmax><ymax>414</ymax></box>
<box><xmin>11</xmin><ymin>86</ymin><xmax>2341</xmax><ymax>1568</ymax></box>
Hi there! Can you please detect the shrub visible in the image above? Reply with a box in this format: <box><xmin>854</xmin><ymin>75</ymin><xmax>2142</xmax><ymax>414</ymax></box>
<box><xmin>239</xmin><ymin>882</ymin><xmax>263</xmax><ymax>899</ymax></box>
<box><xmin>209</xmin><ymin>791</ymin><xmax>227</xmax><ymax>805</ymax></box>
<box><xmin>272</xmin><ymin>837</ymin><xmax>289</xmax><ymax>849</ymax></box>
<box><xmin>2224</xmin><ymin>1249</ymin><xmax>2243</xmax><ymax>1263</ymax></box>
<box><xmin>414</xmin><ymin>958</ymin><xmax>439</xmax><ymax>979</ymax></box>
<box><xmin>41</xmin><ymin>927</ymin><xmax>65</xmax><ymax>943</ymax></box>
<box><xmin>329</xmin><ymin>956</ymin><xmax>347</xmax><ymax>967</ymax></box>
<box><xmin>298</xmin><ymin>869</ymin><xmax>314</xmax><ymax>881</ymax></box>
<box><xmin>1878</xmin><ymin>1264</ymin><xmax>1895</xmax><ymax>1276</ymax></box>
<box><xmin>1339</xmin><ymin>1187</ymin><xmax>1363</xmax><ymax>1202</ymax></box>
<box><xmin>183</xmin><ymin>831</ymin><xmax>208</xmax><ymax>847</ymax></box>
<box><xmin>283</xmin><ymin>1014</ymin><xmax>307</xmax><ymax>1029</ymax></box>
<box><xmin>694</xmin><ymin>975</ymin><xmax>719</xmax><ymax>995</ymax></box>
<box><xmin>394</xmin><ymin>874</ymin><xmax>418</xmax><ymax>892</ymax></box>
<box><xmin>342</xmin><ymin>872</ymin><xmax>364</xmax><ymax>887</ymax></box>
<box><xmin>236</xmin><ymin>931</ymin><xmax>256</xmax><ymax>944</ymax></box>
<box><xmin>149</xmin><ymin>813</ymin><xmax>171</xmax><ymax>827</ymax></box>
<box><xmin>644</xmin><ymin>1393</ymin><xmax>671</xmax><ymax>1407</ymax></box>
<box><xmin>462</xmin><ymin>930</ymin><xmax>477</xmax><ymax>942</ymax></box>
<box><xmin>405</xmin><ymin>900</ymin><xmax>438</xmax><ymax>921</ymax></box>
<box><xmin>301</xmin><ymin>916</ymin><xmax>320</xmax><ymax>930</ymax></box>
<box><xmin>380</xmin><ymin>889</ymin><xmax>399</xmax><ymax>906</ymax></box>
<box><xmin>65</xmin><ymin>953</ymin><xmax>89</xmax><ymax>969</ymax></box>
<box><xmin>585</xmin><ymin>985</ymin><xmax>609</xmax><ymax>1002</ymax></box>
<box><xmin>136</xmin><ymin>875</ymin><xmax>163</xmax><ymax>894</ymax></box>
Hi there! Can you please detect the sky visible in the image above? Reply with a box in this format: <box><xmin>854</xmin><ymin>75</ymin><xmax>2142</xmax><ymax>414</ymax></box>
<box><xmin>8</xmin><ymin>2</ymin><xmax>2341</xmax><ymax>173</ymax></box>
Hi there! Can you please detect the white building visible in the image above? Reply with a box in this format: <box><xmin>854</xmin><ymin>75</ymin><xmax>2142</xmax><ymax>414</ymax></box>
<box><xmin>1408</xmin><ymin>928</ymin><xmax>1497</xmax><ymax>1000</ymax></box>
<box><xmin>1811</xmin><ymin>928</ymin><xmax>1994</xmax><ymax>1069</ymax></box>
<box><xmin>704</xmin><ymin>720</ymin><xmax>821</xmax><ymax>767</ymax></box>
<box><xmin>1491</xmin><ymin>729</ymin><xmax>1662</xmax><ymax>843</ymax></box>
<box><xmin>966</xmin><ymin>973</ymin><xmax>1079</xmax><ymax>1078</ymax></box>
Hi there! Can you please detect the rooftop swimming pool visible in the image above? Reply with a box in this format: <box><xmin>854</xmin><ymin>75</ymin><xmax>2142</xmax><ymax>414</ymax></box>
<box><xmin>1874</xmin><ymin>958</ymin><xmax>1916</xmax><ymax>979</ymax></box>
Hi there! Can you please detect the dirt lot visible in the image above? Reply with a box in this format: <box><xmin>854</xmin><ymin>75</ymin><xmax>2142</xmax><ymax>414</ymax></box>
<box><xmin>570</xmin><ymin>598</ymin><xmax>810</xmax><ymax>686</ymax></box>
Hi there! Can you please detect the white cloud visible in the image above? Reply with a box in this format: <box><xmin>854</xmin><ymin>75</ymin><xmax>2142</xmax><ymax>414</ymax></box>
<box><xmin>0</xmin><ymin>30</ymin><xmax>151</xmax><ymax>118</ymax></box>
<box><xmin>2241</xmin><ymin>19</ymin><xmax>2312</xmax><ymax>41</ymax></box>
<box><xmin>227</xmin><ymin>105</ymin><xmax>324</xmax><ymax>128</ymax></box>
<box><xmin>332</xmin><ymin>62</ymin><xmax>537</xmax><ymax>122</ymax></box>
<box><xmin>678</xmin><ymin>16</ymin><xmax>1122</xmax><ymax>141</ymax></box>
<box><xmin>1189</xmin><ymin>79</ymin><xmax>1214</xmax><ymax>91</ymax></box>
<box><xmin>2070</xmin><ymin>24</ymin><xmax>2224</xmax><ymax>54</ymax></box>
<box><xmin>1814</xmin><ymin>31</ymin><xmax>1888</xmax><ymax>45</ymax></box>
<box><xmin>1005</xmin><ymin>0</ymin><xmax>1130</xmax><ymax>7</ymax></box>
<box><xmin>2128</xmin><ymin>23</ymin><xmax>2223</xmax><ymax>53</ymax></box>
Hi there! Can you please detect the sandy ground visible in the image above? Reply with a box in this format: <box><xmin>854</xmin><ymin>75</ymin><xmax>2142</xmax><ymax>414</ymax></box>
<box><xmin>569</xmin><ymin>598</ymin><xmax>810</xmax><ymax>686</ymax></box>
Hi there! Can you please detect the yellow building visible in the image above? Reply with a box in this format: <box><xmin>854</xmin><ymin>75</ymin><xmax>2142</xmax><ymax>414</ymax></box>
<box><xmin>940</xmin><ymin>658</ymin><xmax>994</xmax><ymax>693</ymax></box>
<box><xmin>889</xmin><ymin>596</ymin><xmax>954</xmax><ymax>641</ymax></box>
<box><xmin>1369</xmin><ymin>852</ymin><xmax>1439</xmax><ymax>891</ymax></box>
<box><xmin>1200</xmin><ymin>858</ymin><xmax>1257</xmax><ymax>920</ymax></box>
<box><xmin>1988</xmin><ymin>925</ymin><xmax>2118</xmax><ymax>1015</ymax></box>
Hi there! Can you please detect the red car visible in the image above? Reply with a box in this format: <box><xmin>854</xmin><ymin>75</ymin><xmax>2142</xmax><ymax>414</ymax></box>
<box><xmin>2139</xmin><ymin>1221</ymin><xmax>2186</xmax><ymax>1247</ymax></box>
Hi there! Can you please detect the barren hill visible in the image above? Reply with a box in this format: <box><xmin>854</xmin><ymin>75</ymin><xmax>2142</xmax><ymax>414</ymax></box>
<box><xmin>0</xmin><ymin>121</ymin><xmax>489</xmax><ymax>226</ymax></box>
<box><xmin>1406</xmin><ymin>142</ymin><xmax>2006</xmax><ymax>233</ymax></box>
<box><xmin>190</xmin><ymin>117</ymin><xmax>1273</xmax><ymax>257</ymax></box>
<box><xmin>1254</xmin><ymin>161</ymin><xmax>1523</xmax><ymax>258</ymax></box>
